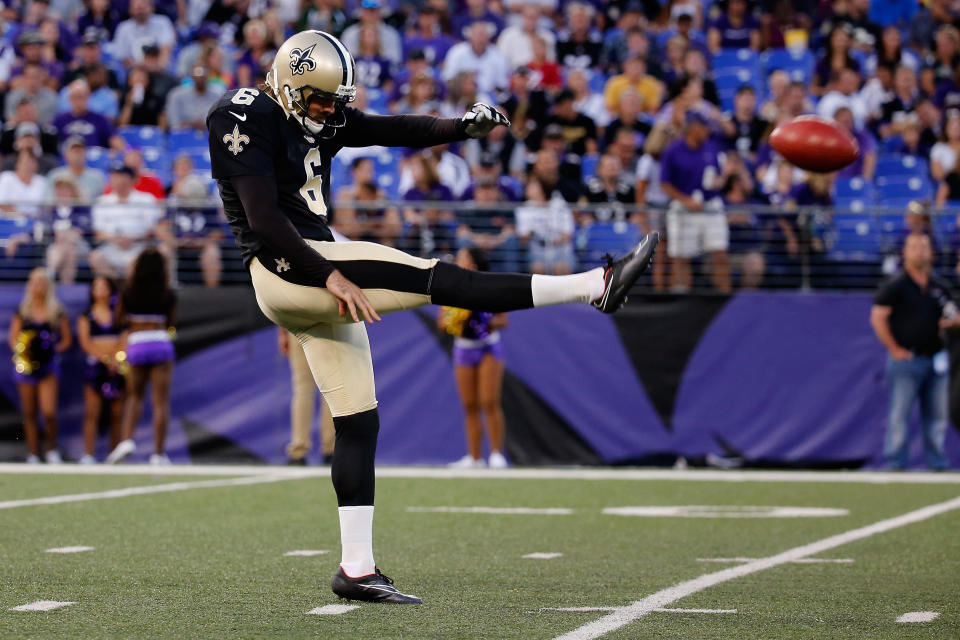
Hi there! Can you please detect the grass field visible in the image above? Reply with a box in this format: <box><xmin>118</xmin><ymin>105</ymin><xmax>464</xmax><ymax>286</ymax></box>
<box><xmin>2</xmin><ymin>466</ymin><xmax>959</xmax><ymax>639</ymax></box>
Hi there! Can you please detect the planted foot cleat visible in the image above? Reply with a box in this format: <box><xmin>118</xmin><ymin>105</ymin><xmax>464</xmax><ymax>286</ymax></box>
<box><xmin>331</xmin><ymin>566</ymin><xmax>423</xmax><ymax>604</ymax></box>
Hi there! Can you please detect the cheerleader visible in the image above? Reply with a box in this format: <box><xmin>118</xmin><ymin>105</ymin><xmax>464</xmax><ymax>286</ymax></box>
<box><xmin>438</xmin><ymin>248</ymin><xmax>509</xmax><ymax>469</ymax></box>
<box><xmin>8</xmin><ymin>268</ymin><xmax>72</xmax><ymax>463</ymax></box>
<box><xmin>105</xmin><ymin>248</ymin><xmax>177</xmax><ymax>465</ymax></box>
<box><xmin>76</xmin><ymin>276</ymin><xmax>126</xmax><ymax>464</ymax></box>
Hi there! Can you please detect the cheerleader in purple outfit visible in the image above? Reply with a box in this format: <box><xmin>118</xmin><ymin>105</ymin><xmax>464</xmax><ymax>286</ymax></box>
<box><xmin>438</xmin><ymin>249</ymin><xmax>509</xmax><ymax>469</ymax></box>
<box><xmin>105</xmin><ymin>248</ymin><xmax>177</xmax><ymax>465</ymax></box>
<box><xmin>77</xmin><ymin>276</ymin><xmax>126</xmax><ymax>464</ymax></box>
<box><xmin>8</xmin><ymin>268</ymin><xmax>72</xmax><ymax>463</ymax></box>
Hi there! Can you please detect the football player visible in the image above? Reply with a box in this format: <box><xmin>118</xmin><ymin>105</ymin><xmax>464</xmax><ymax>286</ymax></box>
<box><xmin>206</xmin><ymin>30</ymin><xmax>659</xmax><ymax>604</ymax></box>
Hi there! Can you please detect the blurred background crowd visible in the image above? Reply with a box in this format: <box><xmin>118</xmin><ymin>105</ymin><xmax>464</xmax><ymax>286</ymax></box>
<box><xmin>0</xmin><ymin>0</ymin><xmax>959</xmax><ymax>290</ymax></box>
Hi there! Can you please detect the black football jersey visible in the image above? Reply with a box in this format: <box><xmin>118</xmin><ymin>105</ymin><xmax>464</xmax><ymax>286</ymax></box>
<box><xmin>207</xmin><ymin>87</ymin><xmax>468</xmax><ymax>269</ymax></box>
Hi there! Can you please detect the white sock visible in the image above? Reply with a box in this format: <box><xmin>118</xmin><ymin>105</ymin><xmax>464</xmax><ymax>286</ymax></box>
<box><xmin>531</xmin><ymin>269</ymin><xmax>606</xmax><ymax>307</ymax></box>
<box><xmin>338</xmin><ymin>505</ymin><xmax>376</xmax><ymax>577</ymax></box>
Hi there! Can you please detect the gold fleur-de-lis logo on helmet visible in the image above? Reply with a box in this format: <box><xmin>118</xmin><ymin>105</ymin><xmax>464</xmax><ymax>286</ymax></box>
<box><xmin>289</xmin><ymin>44</ymin><xmax>317</xmax><ymax>76</ymax></box>
<box><xmin>222</xmin><ymin>124</ymin><xmax>250</xmax><ymax>155</ymax></box>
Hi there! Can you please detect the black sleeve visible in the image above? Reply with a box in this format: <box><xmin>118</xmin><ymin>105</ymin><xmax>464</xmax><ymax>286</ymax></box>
<box><xmin>874</xmin><ymin>277</ymin><xmax>900</xmax><ymax>306</ymax></box>
<box><xmin>337</xmin><ymin>107</ymin><xmax>469</xmax><ymax>149</ymax></box>
<box><xmin>208</xmin><ymin>108</ymin><xmax>276</xmax><ymax>179</ymax></box>
<box><xmin>231</xmin><ymin>174</ymin><xmax>336</xmax><ymax>285</ymax></box>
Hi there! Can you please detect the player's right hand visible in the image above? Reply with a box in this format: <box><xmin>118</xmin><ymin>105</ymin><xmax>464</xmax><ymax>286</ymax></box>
<box><xmin>326</xmin><ymin>270</ymin><xmax>382</xmax><ymax>324</ymax></box>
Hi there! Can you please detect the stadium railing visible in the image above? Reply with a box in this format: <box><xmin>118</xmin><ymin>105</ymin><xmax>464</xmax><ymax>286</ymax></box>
<box><xmin>1</xmin><ymin>199</ymin><xmax>959</xmax><ymax>292</ymax></box>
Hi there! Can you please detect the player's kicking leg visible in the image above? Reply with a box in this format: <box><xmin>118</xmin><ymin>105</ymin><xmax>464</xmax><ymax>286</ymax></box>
<box><xmin>250</xmin><ymin>234</ymin><xmax>658</xmax><ymax>605</ymax></box>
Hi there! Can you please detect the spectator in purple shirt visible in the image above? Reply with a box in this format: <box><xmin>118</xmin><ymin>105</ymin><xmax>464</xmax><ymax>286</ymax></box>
<box><xmin>51</xmin><ymin>80</ymin><xmax>124</xmax><ymax>151</ymax></box>
<box><xmin>399</xmin><ymin>153</ymin><xmax>457</xmax><ymax>257</ymax></box>
<box><xmin>10</xmin><ymin>31</ymin><xmax>64</xmax><ymax>89</ymax></box>
<box><xmin>354</xmin><ymin>25</ymin><xmax>394</xmax><ymax>91</ymax></box>
<box><xmin>707</xmin><ymin>0</ymin><xmax>761</xmax><ymax>53</ymax></box>
<box><xmin>452</xmin><ymin>0</ymin><xmax>505</xmax><ymax>39</ymax></box>
<box><xmin>404</xmin><ymin>5</ymin><xmax>456</xmax><ymax>66</ymax></box>
<box><xmin>833</xmin><ymin>106</ymin><xmax>877</xmax><ymax>181</ymax></box>
<box><xmin>660</xmin><ymin>110</ymin><xmax>732</xmax><ymax>292</ymax></box>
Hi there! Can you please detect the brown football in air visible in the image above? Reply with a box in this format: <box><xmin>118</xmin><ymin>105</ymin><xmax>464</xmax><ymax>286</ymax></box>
<box><xmin>769</xmin><ymin>115</ymin><xmax>860</xmax><ymax>173</ymax></box>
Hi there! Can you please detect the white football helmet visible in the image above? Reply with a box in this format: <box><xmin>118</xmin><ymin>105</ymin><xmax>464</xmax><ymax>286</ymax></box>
<box><xmin>266</xmin><ymin>30</ymin><xmax>357</xmax><ymax>137</ymax></box>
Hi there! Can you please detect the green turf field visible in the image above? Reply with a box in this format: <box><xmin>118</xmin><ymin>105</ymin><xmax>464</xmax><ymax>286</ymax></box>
<box><xmin>1</xmin><ymin>467</ymin><xmax>958</xmax><ymax>639</ymax></box>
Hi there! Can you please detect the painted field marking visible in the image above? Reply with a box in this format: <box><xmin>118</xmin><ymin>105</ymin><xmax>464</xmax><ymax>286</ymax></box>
<box><xmin>551</xmin><ymin>494</ymin><xmax>960</xmax><ymax>640</ymax></box>
<box><xmin>306</xmin><ymin>604</ymin><xmax>360</xmax><ymax>615</ymax></box>
<box><xmin>0</xmin><ymin>474</ymin><xmax>306</xmax><ymax>511</ymax></box>
<box><xmin>10</xmin><ymin>601</ymin><xmax>76</xmax><ymax>612</ymax></box>
<box><xmin>284</xmin><ymin>550</ymin><xmax>329</xmax><ymax>557</ymax></box>
<box><xmin>655</xmin><ymin>608</ymin><xmax>737</xmax><ymax>614</ymax></box>
<box><xmin>697</xmin><ymin>557</ymin><xmax>854</xmax><ymax>564</ymax></box>
<box><xmin>896</xmin><ymin>611</ymin><xmax>940</xmax><ymax>623</ymax></box>
<box><xmin>407</xmin><ymin>507</ymin><xmax>573</xmax><ymax>515</ymax></box>
<box><xmin>603</xmin><ymin>506</ymin><xmax>849</xmax><ymax>518</ymax></box>
<box><xmin>2</xmin><ymin>463</ymin><xmax>958</xmax><ymax>485</ymax></box>
<box><xmin>540</xmin><ymin>607</ymin><xmax>735</xmax><ymax>614</ymax></box>
<box><xmin>45</xmin><ymin>546</ymin><xmax>95</xmax><ymax>554</ymax></box>
<box><xmin>523</xmin><ymin>553</ymin><xmax>563</xmax><ymax>559</ymax></box>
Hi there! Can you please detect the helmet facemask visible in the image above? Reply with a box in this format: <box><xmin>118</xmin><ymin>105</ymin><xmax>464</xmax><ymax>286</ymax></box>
<box><xmin>268</xmin><ymin>64</ymin><xmax>356</xmax><ymax>139</ymax></box>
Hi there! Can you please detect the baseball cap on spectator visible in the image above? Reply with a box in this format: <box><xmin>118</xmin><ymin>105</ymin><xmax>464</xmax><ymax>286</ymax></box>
<box><xmin>143</xmin><ymin>43</ymin><xmax>161</xmax><ymax>56</ymax></box>
<box><xmin>672</xmin><ymin>4</ymin><xmax>695</xmax><ymax>21</ymax></box>
<box><xmin>61</xmin><ymin>135</ymin><xmax>86</xmax><ymax>155</ymax></box>
<box><xmin>15</xmin><ymin>122</ymin><xmax>40</xmax><ymax>139</ymax></box>
<box><xmin>736</xmin><ymin>84</ymin><xmax>755</xmax><ymax>95</ymax></box>
<box><xmin>479</xmin><ymin>151</ymin><xmax>499</xmax><ymax>168</ymax></box>
<box><xmin>81</xmin><ymin>27</ymin><xmax>100</xmax><ymax>45</ymax></box>
<box><xmin>685</xmin><ymin>110</ymin><xmax>710</xmax><ymax>127</ymax></box>
<box><xmin>109</xmin><ymin>162</ymin><xmax>136</xmax><ymax>177</ymax></box>
<box><xmin>513</xmin><ymin>65</ymin><xmax>531</xmax><ymax>76</ymax></box>
<box><xmin>18</xmin><ymin>30</ymin><xmax>46</xmax><ymax>46</ymax></box>
<box><xmin>906</xmin><ymin>200</ymin><xmax>929</xmax><ymax>217</ymax></box>
<box><xmin>408</xmin><ymin>48</ymin><xmax>427</xmax><ymax>61</ymax></box>
<box><xmin>623</xmin><ymin>0</ymin><xmax>644</xmax><ymax>12</ymax></box>
<box><xmin>361</xmin><ymin>0</ymin><xmax>381</xmax><ymax>8</ymax></box>
<box><xmin>196</xmin><ymin>22</ymin><xmax>220</xmax><ymax>40</ymax></box>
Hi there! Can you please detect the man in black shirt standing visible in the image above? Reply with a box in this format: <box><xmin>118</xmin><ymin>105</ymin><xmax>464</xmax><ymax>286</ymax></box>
<box><xmin>197</xmin><ymin>30</ymin><xmax>659</xmax><ymax>605</ymax></box>
<box><xmin>871</xmin><ymin>233</ymin><xmax>958</xmax><ymax>470</ymax></box>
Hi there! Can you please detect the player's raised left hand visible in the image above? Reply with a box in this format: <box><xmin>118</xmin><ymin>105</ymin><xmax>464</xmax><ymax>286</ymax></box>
<box><xmin>462</xmin><ymin>103</ymin><xmax>511</xmax><ymax>138</ymax></box>
<box><xmin>326</xmin><ymin>270</ymin><xmax>382</xmax><ymax>324</ymax></box>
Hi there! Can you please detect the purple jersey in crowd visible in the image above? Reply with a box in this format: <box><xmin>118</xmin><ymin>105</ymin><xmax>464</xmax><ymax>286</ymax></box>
<box><xmin>51</xmin><ymin>111</ymin><xmax>114</xmax><ymax>148</ymax></box>
<box><xmin>709</xmin><ymin>14</ymin><xmax>759</xmax><ymax>49</ymax></box>
<box><xmin>659</xmin><ymin>138</ymin><xmax>722</xmax><ymax>201</ymax></box>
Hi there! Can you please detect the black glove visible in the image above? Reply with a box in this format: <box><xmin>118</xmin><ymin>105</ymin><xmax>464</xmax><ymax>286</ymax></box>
<box><xmin>461</xmin><ymin>102</ymin><xmax>511</xmax><ymax>138</ymax></box>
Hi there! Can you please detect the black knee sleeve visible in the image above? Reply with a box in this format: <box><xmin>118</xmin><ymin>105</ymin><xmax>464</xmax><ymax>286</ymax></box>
<box><xmin>430</xmin><ymin>261</ymin><xmax>533</xmax><ymax>312</ymax></box>
<box><xmin>331</xmin><ymin>408</ymin><xmax>380</xmax><ymax>506</ymax></box>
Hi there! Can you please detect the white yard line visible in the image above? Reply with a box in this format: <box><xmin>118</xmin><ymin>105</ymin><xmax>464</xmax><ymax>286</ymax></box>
<box><xmin>552</xmin><ymin>495</ymin><xmax>960</xmax><ymax>640</ymax></box>
<box><xmin>306</xmin><ymin>604</ymin><xmax>359</xmax><ymax>615</ymax></box>
<box><xmin>0</xmin><ymin>463</ymin><xmax>957</xmax><ymax>484</ymax></box>
<box><xmin>0</xmin><ymin>474</ymin><xmax>307</xmax><ymax>511</ymax></box>
<box><xmin>407</xmin><ymin>506</ymin><xmax>573</xmax><ymax>515</ymax></box>
<box><xmin>896</xmin><ymin>611</ymin><xmax>940</xmax><ymax>623</ymax></box>
<box><xmin>696</xmin><ymin>557</ymin><xmax>854</xmax><ymax>564</ymax></box>
<box><xmin>9</xmin><ymin>601</ymin><xmax>76</xmax><ymax>612</ymax></box>
<box><xmin>283</xmin><ymin>550</ymin><xmax>329</xmax><ymax>557</ymax></box>
<box><xmin>45</xmin><ymin>546</ymin><xmax>95</xmax><ymax>554</ymax></box>
<box><xmin>523</xmin><ymin>552</ymin><xmax>564</xmax><ymax>559</ymax></box>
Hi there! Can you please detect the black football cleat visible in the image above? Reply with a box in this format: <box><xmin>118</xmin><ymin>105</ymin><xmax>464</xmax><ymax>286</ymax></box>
<box><xmin>331</xmin><ymin>567</ymin><xmax>423</xmax><ymax>604</ymax></box>
<box><xmin>592</xmin><ymin>231</ymin><xmax>659</xmax><ymax>313</ymax></box>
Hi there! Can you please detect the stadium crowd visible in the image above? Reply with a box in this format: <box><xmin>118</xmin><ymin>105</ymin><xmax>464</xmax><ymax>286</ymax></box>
<box><xmin>0</xmin><ymin>0</ymin><xmax>958</xmax><ymax>290</ymax></box>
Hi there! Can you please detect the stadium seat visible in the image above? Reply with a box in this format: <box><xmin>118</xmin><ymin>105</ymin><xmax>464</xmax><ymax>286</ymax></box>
<box><xmin>875</xmin><ymin>154</ymin><xmax>929</xmax><ymax>180</ymax></box>
<box><xmin>711</xmin><ymin>48</ymin><xmax>760</xmax><ymax>74</ymax></box>
<box><xmin>168</xmin><ymin>128</ymin><xmax>208</xmax><ymax>150</ymax></box>
<box><xmin>762</xmin><ymin>48</ymin><xmax>815</xmax><ymax>85</ymax></box>
<box><xmin>828</xmin><ymin>214</ymin><xmax>881</xmax><ymax>261</ymax></box>
<box><xmin>85</xmin><ymin>146</ymin><xmax>113</xmax><ymax>172</ymax></box>
<box><xmin>875</xmin><ymin>176</ymin><xmax>934</xmax><ymax>205</ymax></box>
<box><xmin>118</xmin><ymin>125</ymin><xmax>165</xmax><ymax>148</ymax></box>
<box><xmin>580</xmin><ymin>153</ymin><xmax>599</xmax><ymax>181</ymax></box>
<box><xmin>577</xmin><ymin>221</ymin><xmax>641</xmax><ymax>269</ymax></box>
